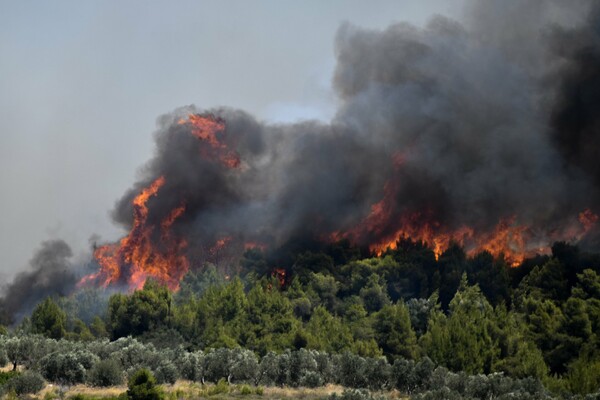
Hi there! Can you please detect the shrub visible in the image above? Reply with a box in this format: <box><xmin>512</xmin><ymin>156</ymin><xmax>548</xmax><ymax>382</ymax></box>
<box><xmin>174</xmin><ymin>350</ymin><xmax>204</xmax><ymax>382</ymax></box>
<box><xmin>40</xmin><ymin>352</ymin><xmax>87</xmax><ymax>384</ymax></box>
<box><xmin>88</xmin><ymin>358</ymin><xmax>124</xmax><ymax>387</ymax></box>
<box><xmin>334</xmin><ymin>352</ymin><xmax>369</xmax><ymax>388</ymax></box>
<box><xmin>126</xmin><ymin>369</ymin><xmax>164</xmax><ymax>400</ymax></box>
<box><xmin>229</xmin><ymin>348</ymin><xmax>258</xmax><ymax>383</ymax></box>
<box><xmin>154</xmin><ymin>359</ymin><xmax>178</xmax><ymax>385</ymax></box>
<box><xmin>239</xmin><ymin>385</ymin><xmax>253</xmax><ymax>395</ymax></box>
<box><xmin>0</xmin><ymin>348</ymin><xmax>8</xmax><ymax>367</ymax></box>
<box><xmin>207</xmin><ymin>378</ymin><xmax>229</xmax><ymax>395</ymax></box>
<box><xmin>204</xmin><ymin>348</ymin><xmax>232</xmax><ymax>383</ymax></box>
<box><xmin>0</xmin><ymin>370</ymin><xmax>19</xmax><ymax>385</ymax></box>
<box><xmin>329</xmin><ymin>388</ymin><xmax>377</xmax><ymax>400</ymax></box>
<box><xmin>410</xmin><ymin>387</ymin><xmax>464</xmax><ymax>400</ymax></box>
<box><xmin>363</xmin><ymin>357</ymin><xmax>392</xmax><ymax>390</ymax></box>
<box><xmin>9</xmin><ymin>371</ymin><xmax>45</xmax><ymax>395</ymax></box>
<box><xmin>299</xmin><ymin>370</ymin><xmax>323</xmax><ymax>388</ymax></box>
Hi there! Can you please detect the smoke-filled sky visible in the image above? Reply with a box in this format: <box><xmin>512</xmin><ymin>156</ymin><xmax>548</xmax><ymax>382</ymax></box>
<box><xmin>0</xmin><ymin>1</ymin><xmax>463</xmax><ymax>281</ymax></box>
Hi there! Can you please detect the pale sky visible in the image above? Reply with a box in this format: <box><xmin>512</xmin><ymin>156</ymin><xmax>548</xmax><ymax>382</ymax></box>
<box><xmin>0</xmin><ymin>1</ymin><xmax>464</xmax><ymax>280</ymax></box>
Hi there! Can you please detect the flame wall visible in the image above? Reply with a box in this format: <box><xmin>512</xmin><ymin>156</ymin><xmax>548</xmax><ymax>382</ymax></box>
<box><xmin>84</xmin><ymin>0</ymin><xmax>600</xmax><ymax>288</ymax></box>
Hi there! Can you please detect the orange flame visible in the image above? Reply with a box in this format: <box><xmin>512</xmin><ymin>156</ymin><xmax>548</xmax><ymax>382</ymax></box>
<box><xmin>579</xmin><ymin>209</ymin><xmax>599</xmax><ymax>233</ymax></box>
<box><xmin>80</xmin><ymin>114</ymin><xmax>245</xmax><ymax>291</ymax></box>
<box><xmin>334</xmin><ymin>154</ymin><xmax>600</xmax><ymax>267</ymax></box>
<box><xmin>269</xmin><ymin>268</ymin><xmax>286</xmax><ymax>288</ymax></box>
<box><xmin>244</xmin><ymin>241</ymin><xmax>268</xmax><ymax>252</ymax></box>
<box><xmin>178</xmin><ymin>114</ymin><xmax>240</xmax><ymax>168</ymax></box>
<box><xmin>81</xmin><ymin>176</ymin><xmax>190</xmax><ymax>291</ymax></box>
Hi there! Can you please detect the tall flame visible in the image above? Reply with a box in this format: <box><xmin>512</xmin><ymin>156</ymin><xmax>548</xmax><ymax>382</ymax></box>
<box><xmin>178</xmin><ymin>114</ymin><xmax>240</xmax><ymax>168</ymax></box>
<box><xmin>80</xmin><ymin>114</ymin><xmax>241</xmax><ymax>291</ymax></box>
<box><xmin>81</xmin><ymin>176</ymin><xmax>189</xmax><ymax>290</ymax></box>
<box><xmin>334</xmin><ymin>153</ymin><xmax>599</xmax><ymax>266</ymax></box>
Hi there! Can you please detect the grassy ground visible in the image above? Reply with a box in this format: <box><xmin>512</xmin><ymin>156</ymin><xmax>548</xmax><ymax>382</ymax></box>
<box><xmin>32</xmin><ymin>381</ymin><xmax>370</xmax><ymax>400</ymax></box>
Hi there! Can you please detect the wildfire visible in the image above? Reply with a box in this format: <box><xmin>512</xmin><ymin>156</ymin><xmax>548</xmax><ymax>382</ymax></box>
<box><xmin>271</xmin><ymin>268</ymin><xmax>287</xmax><ymax>288</ymax></box>
<box><xmin>178</xmin><ymin>114</ymin><xmax>240</xmax><ymax>168</ymax></box>
<box><xmin>80</xmin><ymin>113</ymin><xmax>600</xmax><ymax>292</ymax></box>
<box><xmin>81</xmin><ymin>176</ymin><xmax>189</xmax><ymax>290</ymax></box>
<box><xmin>362</xmin><ymin>216</ymin><xmax>530</xmax><ymax>266</ymax></box>
<box><xmin>244</xmin><ymin>242</ymin><xmax>268</xmax><ymax>252</ymax></box>
<box><xmin>333</xmin><ymin>152</ymin><xmax>599</xmax><ymax>266</ymax></box>
<box><xmin>80</xmin><ymin>114</ymin><xmax>243</xmax><ymax>291</ymax></box>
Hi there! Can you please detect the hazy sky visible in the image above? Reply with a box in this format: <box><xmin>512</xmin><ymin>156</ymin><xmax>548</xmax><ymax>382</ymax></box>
<box><xmin>0</xmin><ymin>1</ymin><xmax>463</xmax><ymax>280</ymax></box>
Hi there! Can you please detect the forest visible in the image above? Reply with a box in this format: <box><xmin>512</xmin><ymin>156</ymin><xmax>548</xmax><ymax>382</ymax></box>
<box><xmin>1</xmin><ymin>239</ymin><xmax>600</xmax><ymax>399</ymax></box>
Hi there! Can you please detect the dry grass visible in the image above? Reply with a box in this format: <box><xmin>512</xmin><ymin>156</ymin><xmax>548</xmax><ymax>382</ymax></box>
<box><xmin>0</xmin><ymin>363</ymin><xmax>21</xmax><ymax>373</ymax></box>
<box><xmin>24</xmin><ymin>381</ymin><xmax>345</xmax><ymax>400</ymax></box>
<box><xmin>67</xmin><ymin>384</ymin><xmax>128</xmax><ymax>396</ymax></box>
<box><xmin>6</xmin><ymin>379</ymin><xmax>406</xmax><ymax>400</ymax></box>
<box><xmin>262</xmin><ymin>384</ymin><xmax>344</xmax><ymax>398</ymax></box>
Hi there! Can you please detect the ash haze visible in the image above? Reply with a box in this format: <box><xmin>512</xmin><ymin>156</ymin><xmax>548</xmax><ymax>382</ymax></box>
<box><xmin>0</xmin><ymin>1</ymin><xmax>462</xmax><ymax>281</ymax></box>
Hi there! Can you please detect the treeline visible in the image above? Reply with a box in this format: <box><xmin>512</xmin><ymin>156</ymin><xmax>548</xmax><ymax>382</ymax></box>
<box><xmin>0</xmin><ymin>335</ymin><xmax>552</xmax><ymax>399</ymax></box>
<box><xmin>2</xmin><ymin>239</ymin><xmax>600</xmax><ymax>397</ymax></box>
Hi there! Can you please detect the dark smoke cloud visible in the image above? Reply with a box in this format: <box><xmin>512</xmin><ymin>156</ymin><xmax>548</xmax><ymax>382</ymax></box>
<box><xmin>7</xmin><ymin>1</ymin><xmax>600</xmax><ymax>319</ymax></box>
<box><xmin>0</xmin><ymin>240</ymin><xmax>76</xmax><ymax>325</ymax></box>
<box><xmin>550</xmin><ymin>2</ymin><xmax>600</xmax><ymax>187</ymax></box>
<box><xmin>104</xmin><ymin>1</ymin><xmax>600</xmax><ymax>269</ymax></box>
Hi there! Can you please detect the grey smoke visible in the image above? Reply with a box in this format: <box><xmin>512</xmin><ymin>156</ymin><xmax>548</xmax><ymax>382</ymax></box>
<box><xmin>5</xmin><ymin>0</ymin><xmax>600</xmax><ymax>298</ymax></box>
<box><xmin>105</xmin><ymin>0</ymin><xmax>600</xmax><ymax>272</ymax></box>
<box><xmin>0</xmin><ymin>240</ymin><xmax>76</xmax><ymax>325</ymax></box>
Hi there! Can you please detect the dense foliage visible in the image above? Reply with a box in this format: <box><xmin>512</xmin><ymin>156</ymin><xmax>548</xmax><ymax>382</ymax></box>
<box><xmin>1</xmin><ymin>240</ymin><xmax>600</xmax><ymax>398</ymax></box>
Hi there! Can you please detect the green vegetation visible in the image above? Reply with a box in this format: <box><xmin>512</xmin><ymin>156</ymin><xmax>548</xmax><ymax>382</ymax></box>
<box><xmin>1</xmin><ymin>240</ymin><xmax>600</xmax><ymax>398</ymax></box>
<box><xmin>126</xmin><ymin>369</ymin><xmax>164</xmax><ymax>400</ymax></box>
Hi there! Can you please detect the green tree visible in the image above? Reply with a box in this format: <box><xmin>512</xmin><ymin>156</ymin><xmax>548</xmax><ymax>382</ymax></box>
<box><xmin>90</xmin><ymin>316</ymin><xmax>108</xmax><ymax>338</ymax></box>
<box><xmin>31</xmin><ymin>298</ymin><xmax>66</xmax><ymax>339</ymax></box>
<box><xmin>421</xmin><ymin>275</ymin><xmax>499</xmax><ymax>374</ymax></box>
<box><xmin>306</xmin><ymin>273</ymin><xmax>339</xmax><ymax>312</ymax></box>
<box><xmin>305</xmin><ymin>306</ymin><xmax>353</xmax><ymax>352</ymax></box>
<box><xmin>566</xmin><ymin>355</ymin><xmax>600</xmax><ymax>395</ymax></box>
<box><xmin>491</xmin><ymin>306</ymin><xmax>548</xmax><ymax>379</ymax></box>
<box><xmin>195</xmin><ymin>278</ymin><xmax>248</xmax><ymax>348</ymax></box>
<box><xmin>108</xmin><ymin>279</ymin><xmax>172</xmax><ymax>339</ymax></box>
<box><xmin>127</xmin><ymin>368</ymin><xmax>164</xmax><ymax>400</ymax></box>
<box><xmin>359</xmin><ymin>275</ymin><xmax>391</xmax><ymax>313</ymax></box>
<box><xmin>373</xmin><ymin>302</ymin><xmax>417</xmax><ymax>359</ymax></box>
<box><xmin>242</xmin><ymin>281</ymin><xmax>299</xmax><ymax>354</ymax></box>
<box><xmin>88</xmin><ymin>358</ymin><xmax>124</xmax><ymax>387</ymax></box>
<box><xmin>467</xmin><ymin>251</ymin><xmax>510</xmax><ymax>306</ymax></box>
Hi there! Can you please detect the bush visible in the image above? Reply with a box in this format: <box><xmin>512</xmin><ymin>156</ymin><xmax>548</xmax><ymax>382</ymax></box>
<box><xmin>334</xmin><ymin>352</ymin><xmax>369</xmax><ymax>388</ymax></box>
<box><xmin>204</xmin><ymin>348</ymin><xmax>232</xmax><ymax>383</ymax></box>
<box><xmin>9</xmin><ymin>371</ymin><xmax>45</xmax><ymax>395</ymax></box>
<box><xmin>229</xmin><ymin>348</ymin><xmax>259</xmax><ymax>383</ymax></box>
<box><xmin>0</xmin><ymin>370</ymin><xmax>19</xmax><ymax>385</ymax></box>
<box><xmin>69</xmin><ymin>395</ymin><xmax>126</xmax><ymax>400</ymax></box>
<box><xmin>174</xmin><ymin>350</ymin><xmax>204</xmax><ymax>382</ymax></box>
<box><xmin>329</xmin><ymin>388</ymin><xmax>381</xmax><ymax>400</ymax></box>
<box><xmin>0</xmin><ymin>348</ymin><xmax>8</xmax><ymax>367</ymax></box>
<box><xmin>88</xmin><ymin>358</ymin><xmax>124</xmax><ymax>387</ymax></box>
<box><xmin>363</xmin><ymin>357</ymin><xmax>392</xmax><ymax>390</ymax></box>
<box><xmin>239</xmin><ymin>385</ymin><xmax>253</xmax><ymax>395</ymax></box>
<box><xmin>207</xmin><ymin>378</ymin><xmax>229</xmax><ymax>395</ymax></box>
<box><xmin>126</xmin><ymin>369</ymin><xmax>164</xmax><ymax>400</ymax></box>
<box><xmin>154</xmin><ymin>359</ymin><xmax>178</xmax><ymax>384</ymax></box>
<box><xmin>410</xmin><ymin>387</ymin><xmax>464</xmax><ymax>400</ymax></box>
<box><xmin>299</xmin><ymin>370</ymin><xmax>323</xmax><ymax>388</ymax></box>
<box><xmin>40</xmin><ymin>352</ymin><xmax>87</xmax><ymax>384</ymax></box>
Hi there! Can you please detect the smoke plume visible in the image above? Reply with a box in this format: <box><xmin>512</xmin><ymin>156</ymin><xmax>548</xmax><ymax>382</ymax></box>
<box><xmin>8</xmin><ymin>0</ymin><xmax>600</xmax><ymax>295</ymax></box>
<box><xmin>87</xmin><ymin>0</ymin><xmax>600</xmax><ymax>288</ymax></box>
<box><xmin>0</xmin><ymin>240</ymin><xmax>75</xmax><ymax>325</ymax></box>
